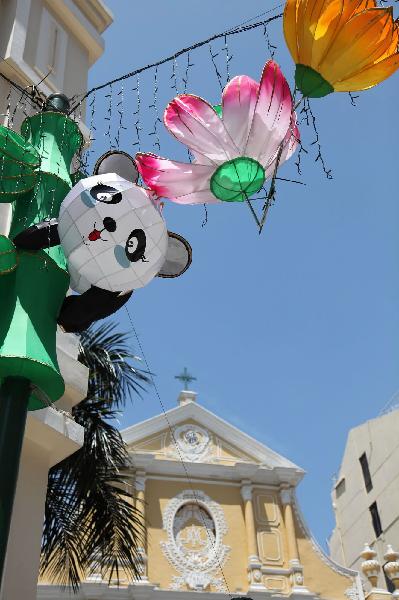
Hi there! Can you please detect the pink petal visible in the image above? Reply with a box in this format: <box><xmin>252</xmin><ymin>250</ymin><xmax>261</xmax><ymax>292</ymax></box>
<box><xmin>164</xmin><ymin>94</ymin><xmax>239</xmax><ymax>162</ymax></box>
<box><xmin>222</xmin><ymin>75</ymin><xmax>259</xmax><ymax>151</ymax></box>
<box><xmin>135</xmin><ymin>152</ymin><xmax>216</xmax><ymax>204</ymax></box>
<box><xmin>264</xmin><ymin>114</ymin><xmax>300</xmax><ymax>179</ymax></box>
<box><xmin>245</xmin><ymin>61</ymin><xmax>293</xmax><ymax>164</ymax></box>
<box><xmin>169</xmin><ymin>189</ymin><xmax>221</xmax><ymax>205</ymax></box>
<box><xmin>190</xmin><ymin>150</ymin><xmax>214</xmax><ymax>165</ymax></box>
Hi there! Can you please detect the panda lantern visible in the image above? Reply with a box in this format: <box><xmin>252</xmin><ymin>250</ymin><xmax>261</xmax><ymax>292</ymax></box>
<box><xmin>56</xmin><ymin>154</ymin><xmax>191</xmax><ymax>332</ymax></box>
<box><xmin>0</xmin><ymin>95</ymin><xmax>191</xmax><ymax>410</ymax></box>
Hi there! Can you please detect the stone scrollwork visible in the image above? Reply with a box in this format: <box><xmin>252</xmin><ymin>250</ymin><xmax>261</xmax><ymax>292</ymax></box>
<box><xmin>161</xmin><ymin>490</ymin><xmax>230</xmax><ymax>591</ymax></box>
<box><xmin>169</xmin><ymin>424</ymin><xmax>211</xmax><ymax>462</ymax></box>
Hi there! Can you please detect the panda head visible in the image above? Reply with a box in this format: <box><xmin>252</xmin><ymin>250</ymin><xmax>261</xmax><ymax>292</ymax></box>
<box><xmin>59</xmin><ymin>151</ymin><xmax>191</xmax><ymax>294</ymax></box>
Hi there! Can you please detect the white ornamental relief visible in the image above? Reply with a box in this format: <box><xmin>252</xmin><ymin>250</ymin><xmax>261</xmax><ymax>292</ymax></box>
<box><xmin>161</xmin><ymin>490</ymin><xmax>230</xmax><ymax>591</ymax></box>
<box><xmin>169</xmin><ymin>424</ymin><xmax>211</xmax><ymax>462</ymax></box>
<box><xmin>345</xmin><ymin>582</ymin><xmax>361</xmax><ymax>600</ymax></box>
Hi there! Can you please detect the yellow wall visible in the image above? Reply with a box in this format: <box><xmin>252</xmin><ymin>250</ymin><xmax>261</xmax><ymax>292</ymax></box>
<box><xmin>294</xmin><ymin>514</ymin><xmax>354</xmax><ymax>600</ymax></box>
<box><xmin>145</xmin><ymin>481</ymin><xmax>354</xmax><ymax>597</ymax></box>
<box><xmin>40</xmin><ymin>473</ymin><xmax>355</xmax><ymax>598</ymax></box>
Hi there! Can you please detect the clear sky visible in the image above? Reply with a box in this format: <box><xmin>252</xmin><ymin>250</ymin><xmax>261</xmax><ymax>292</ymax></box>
<box><xmin>86</xmin><ymin>0</ymin><xmax>399</xmax><ymax>550</ymax></box>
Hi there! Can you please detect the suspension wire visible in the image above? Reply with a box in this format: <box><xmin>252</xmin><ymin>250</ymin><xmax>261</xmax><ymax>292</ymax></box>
<box><xmin>125</xmin><ymin>306</ymin><xmax>235</xmax><ymax>597</ymax></box>
<box><xmin>223</xmin><ymin>3</ymin><xmax>284</xmax><ymax>33</ymax></box>
<box><xmin>69</xmin><ymin>13</ymin><xmax>283</xmax><ymax>114</ymax></box>
<box><xmin>0</xmin><ymin>64</ymin><xmax>45</xmax><ymax>111</ymax></box>
<box><xmin>0</xmin><ymin>5</ymin><xmax>283</xmax><ymax>124</ymax></box>
<box><xmin>0</xmin><ymin>73</ymin><xmax>42</xmax><ymax>113</ymax></box>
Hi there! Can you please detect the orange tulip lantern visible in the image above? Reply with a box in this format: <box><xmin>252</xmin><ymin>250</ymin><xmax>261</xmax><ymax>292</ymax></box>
<box><xmin>283</xmin><ymin>0</ymin><xmax>399</xmax><ymax>98</ymax></box>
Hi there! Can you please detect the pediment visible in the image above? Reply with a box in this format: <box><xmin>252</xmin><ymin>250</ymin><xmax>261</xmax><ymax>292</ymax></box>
<box><xmin>126</xmin><ymin>418</ymin><xmax>257</xmax><ymax>465</ymax></box>
<box><xmin>122</xmin><ymin>401</ymin><xmax>302</xmax><ymax>475</ymax></box>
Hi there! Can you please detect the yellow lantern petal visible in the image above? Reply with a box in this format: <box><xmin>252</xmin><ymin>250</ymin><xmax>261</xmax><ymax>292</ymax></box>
<box><xmin>283</xmin><ymin>0</ymin><xmax>399</xmax><ymax>96</ymax></box>
<box><xmin>296</xmin><ymin>0</ymin><xmax>318</xmax><ymax>64</ymax></box>
<box><xmin>378</xmin><ymin>20</ymin><xmax>399</xmax><ymax>61</ymax></box>
<box><xmin>321</xmin><ymin>8</ymin><xmax>397</xmax><ymax>82</ymax></box>
<box><xmin>287</xmin><ymin>0</ymin><xmax>376</xmax><ymax>69</ymax></box>
<box><xmin>333</xmin><ymin>52</ymin><xmax>399</xmax><ymax>91</ymax></box>
<box><xmin>309</xmin><ymin>0</ymin><xmax>375</xmax><ymax>67</ymax></box>
<box><xmin>305</xmin><ymin>0</ymin><xmax>343</xmax><ymax>63</ymax></box>
<box><xmin>283</xmin><ymin>0</ymin><xmax>300</xmax><ymax>63</ymax></box>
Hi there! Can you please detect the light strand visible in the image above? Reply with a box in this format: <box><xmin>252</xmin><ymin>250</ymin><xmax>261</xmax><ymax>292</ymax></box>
<box><xmin>124</xmin><ymin>306</ymin><xmax>235</xmax><ymax>598</ymax></box>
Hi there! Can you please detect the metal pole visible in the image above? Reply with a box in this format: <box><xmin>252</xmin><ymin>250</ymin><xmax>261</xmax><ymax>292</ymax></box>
<box><xmin>0</xmin><ymin>376</ymin><xmax>30</xmax><ymax>590</ymax></box>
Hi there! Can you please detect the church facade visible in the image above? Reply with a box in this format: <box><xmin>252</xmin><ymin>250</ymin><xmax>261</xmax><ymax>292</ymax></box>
<box><xmin>38</xmin><ymin>389</ymin><xmax>363</xmax><ymax>599</ymax></box>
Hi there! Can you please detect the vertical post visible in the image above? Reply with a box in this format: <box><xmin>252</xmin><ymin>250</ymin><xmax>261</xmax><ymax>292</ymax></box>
<box><xmin>280</xmin><ymin>485</ymin><xmax>309</xmax><ymax>593</ymax></box>
<box><xmin>241</xmin><ymin>480</ymin><xmax>265</xmax><ymax>591</ymax></box>
<box><xmin>135</xmin><ymin>471</ymin><xmax>148</xmax><ymax>582</ymax></box>
<box><xmin>280</xmin><ymin>487</ymin><xmax>300</xmax><ymax>565</ymax></box>
<box><xmin>0</xmin><ymin>377</ymin><xmax>30</xmax><ymax>590</ymax></box>
<box><xmin>241</xmin><ymin>482</ymin><xmax>259</xmax><ymax>562</ymax></box>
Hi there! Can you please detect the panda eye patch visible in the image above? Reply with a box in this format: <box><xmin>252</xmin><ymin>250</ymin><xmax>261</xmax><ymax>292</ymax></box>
<box><xmin>125</xmin><ymin>229</ymin><xmax>146</xmax><ymax>263</ymax></box>
<box><xmin>90</xmin><ymin>183</ymin><xmax>122</xmax><ymax>204</ymax></box>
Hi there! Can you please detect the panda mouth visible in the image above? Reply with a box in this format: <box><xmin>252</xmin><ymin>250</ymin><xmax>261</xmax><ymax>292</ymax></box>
<box><xmin>88</xmin><ymin>227</ymin><xmax>103</xmax><ymax>242</ymax></box>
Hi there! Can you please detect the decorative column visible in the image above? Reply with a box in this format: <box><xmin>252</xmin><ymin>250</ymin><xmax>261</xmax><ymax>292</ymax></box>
<box><xmin>384</xmin><ymin>546</ymin><xmax>399</xmax><ymax>595</ymax></box>
<box><xmin>361</xmin><ymin>544</ymin><xmax>391</xmax><ymax>600</ymax></box>
<box><xmin>241</xmin><ymin>481</ymin><xmax>265</xmax><ymax>590</ymax></box>
<box><xmin>280</xmin><ymin>486</ymin><xmax>309</xmax><ymax>594</ymax></box>
<box><xmin>361</xmin><ymin>544</ymin><xmax>381</xmax><ymax>589</ymax></box>
<box><xmin>135</xmin><ymin>471</ymin><xmax>149</xmax><ymax>583</ymax></box>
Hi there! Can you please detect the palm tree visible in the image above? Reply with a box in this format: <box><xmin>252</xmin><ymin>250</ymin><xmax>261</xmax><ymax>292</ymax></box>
<box><xmin>40</xmin><ymin>323</ymin><xmax>149</xmax><ymax>591</ymax></box>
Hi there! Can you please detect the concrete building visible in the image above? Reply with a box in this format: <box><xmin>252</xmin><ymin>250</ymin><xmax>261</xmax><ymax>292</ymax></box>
<box><xmin>38</xmin><ymin>389</ymin><xmax>363</xmax><ymax>600</ymax></box>
<box><xmin>0</xmin><ymin>1</ymin><xmax>113</xmax><ymax>599</ymax></box>
<box><xmin>0</xmin><ymin>0</ymin><xmax>113</xmax><ymax>234</ymax></box>
<box><xmin>329</xmin><ymin>405</ymin><xmax>399</xmax><ymax>591</ymax></box>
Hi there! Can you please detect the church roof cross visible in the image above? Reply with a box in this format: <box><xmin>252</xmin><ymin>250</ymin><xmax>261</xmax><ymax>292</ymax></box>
<box><xmin>175</xmin><ymin>367</ymin><xmax>196</xmax><ymax>391</ymax></box>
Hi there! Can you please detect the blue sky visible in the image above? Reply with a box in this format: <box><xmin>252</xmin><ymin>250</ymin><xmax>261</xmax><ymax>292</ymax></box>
<box><xmin>87</xmin><ymin>0</ymin><xmax>399</xmax><ymax>550</ymax></box>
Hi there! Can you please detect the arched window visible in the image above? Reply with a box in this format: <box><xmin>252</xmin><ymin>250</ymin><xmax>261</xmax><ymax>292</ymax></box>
<box><xmin>173</xmin><ymin>503</ymin><xmax>216</xmax><ymax>557</ymax></box>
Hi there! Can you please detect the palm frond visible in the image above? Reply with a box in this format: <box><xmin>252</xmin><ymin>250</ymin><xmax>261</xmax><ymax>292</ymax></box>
<box><xmin>41</xmin><ymin>323</ymin><xmax>149</xmax><ymax>590</ymax></box>
<box><xmin>41</xmin><ymin>457</ymin><xmax>87</xmax><ymax>589</ymax></box>
<box><xmin>79</xmin><ymin>322</ymin><xmax>150</xmax><ymax>408</ymax></box>
<box><xmin>82</xmin><ymin>473</ymin><xmax>145</xmax><ymax>584</ymax></box>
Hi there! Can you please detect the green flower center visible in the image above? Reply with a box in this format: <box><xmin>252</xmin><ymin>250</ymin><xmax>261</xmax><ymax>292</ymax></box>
<box><xmin>295</xmin><ymin>64</ymin><xmax>334</xmax><ymax>99</ymax></box>
<box><xmin>210</xmin><ymin>157</ymin><xmax>265</xmax><ymax>203</ymax></box>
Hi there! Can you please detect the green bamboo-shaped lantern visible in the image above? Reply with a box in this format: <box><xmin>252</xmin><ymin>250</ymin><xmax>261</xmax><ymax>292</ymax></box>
<box><xmin>0</xmin><ymin>95</ymin><xmax>82</xmax><ymax>586</ymax></box>
<box><xmin>0</xmin><ymin>96</ymin><xmax>82</xmax><ymax>410</ymax></box>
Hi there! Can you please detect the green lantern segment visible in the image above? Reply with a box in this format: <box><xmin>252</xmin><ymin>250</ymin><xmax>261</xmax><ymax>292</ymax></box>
<box><xmin>0</xmin><ymin>108</ymin><xmax>82</xmax><ymax>410</ymax></box>
<box><xmin>294</xmin><ymin>65</ymin><xmax>334</xmax><ymax>99</ymax></box>
<box><xmin>210</xmin><ymin>157</ymin><xmax>265</xmax><ymax>202</ymax></box>
<box><xmin>213</xmin><ymin>104</ymin><xmax>223</xmax><ymax>117</ymax></box>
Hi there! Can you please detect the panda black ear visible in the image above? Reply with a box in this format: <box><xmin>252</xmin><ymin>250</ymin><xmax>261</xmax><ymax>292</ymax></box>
<box><xmin>93</xmin><ymin>150</ymin><xmax>139</xmax><ymax>183</ymax></box>
<box><xmin>157</xmin><ymin>231</ymin><xmax>192</xmax><ymax>279</ymax></box>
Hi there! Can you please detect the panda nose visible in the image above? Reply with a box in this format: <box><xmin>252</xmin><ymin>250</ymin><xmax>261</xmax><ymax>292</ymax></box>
<box><xmin>103</xmin><ymin>217</ymin><xmax>116</xmax><ymax>232</ymax></box>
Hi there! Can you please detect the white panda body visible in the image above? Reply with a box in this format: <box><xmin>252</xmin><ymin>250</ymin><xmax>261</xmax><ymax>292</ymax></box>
<box><xmin>59</xmin><ymin>174</ymin><xmax>168</xmax><ymax>294</ymax></box>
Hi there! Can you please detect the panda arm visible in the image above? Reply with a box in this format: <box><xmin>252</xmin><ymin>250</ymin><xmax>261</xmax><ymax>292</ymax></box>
<box><xmin>57</xmin><ymin>286</ymin><xmax>133</xmax><ymax>333</ymax></box>
<box><xmin>13</xmin><ymin>219</ymin><xmax>60</xmax><ymax>250</ymax></box>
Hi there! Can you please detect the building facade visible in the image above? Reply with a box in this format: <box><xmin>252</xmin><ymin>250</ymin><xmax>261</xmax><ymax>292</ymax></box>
<box><xmin>0</xmin><ymin>0</ymin><xmax>113</xmax><ymax>235</ymax></box>
<box><xmin>38</xmin><ymin>389</ymin><xmax>363</xmax><ymax>600</ymax></box>
<box><xmin>0</xmin><ymin>2</ymin><xmax>113</xmax><ymax>598</ymax></box>
<box><xmin>329</xmin><ymin>407</ymin><xmax>399</xmax><ymax>588</ymax></box>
